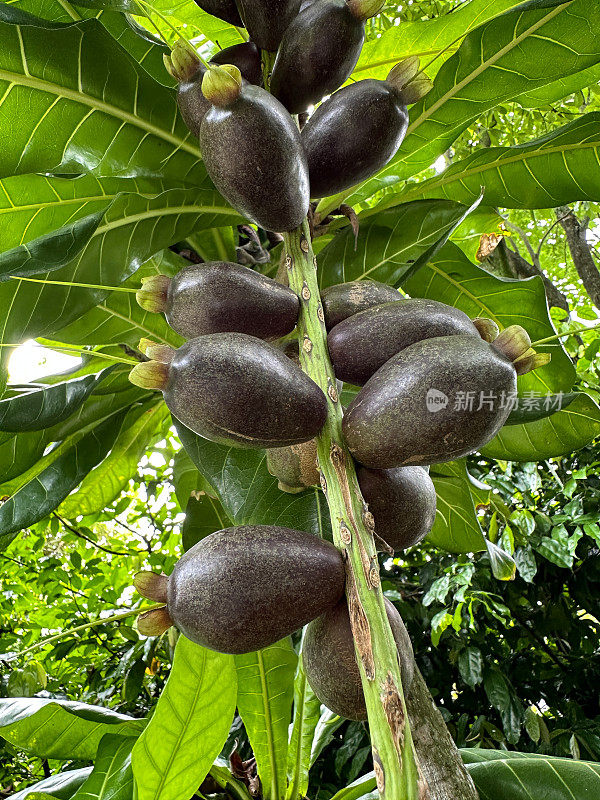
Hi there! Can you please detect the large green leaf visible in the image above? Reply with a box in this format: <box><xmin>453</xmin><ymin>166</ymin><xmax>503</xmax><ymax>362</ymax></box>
<box><xmin>317</xmin><ymin>200</ymin><xmax>479</xmax><ymax>289</ymax></box>
<box><xmin>323</xmin><ymin>0</ymin><xmax>600</xmax><ymax>211</ymax></box>
<box><xmin>0</xmin><ymin>409</ymin><xmax>126</xmax><ymax>549</ymax></box>
<box><xmin>58</xmin><ymin>400</ymin><xmax>168</xmax><ymax>517</ymax></box>
<box><xmin>403</xmin><ymin>242</ymin><xmax>575</xmax><ymax>396</ymax></box>
<box><xmin>0</xmin><ymin>180</ymin><xmax>238</xmax><ymax>282</ymax></box>
<box><xmin>0</xmin><ymin>185</ymin><xmax>238</xmax><ymax>386</ymax></box>
<box><xmin>53</xmin><ymin>249</ymin><xmax>187</xmax><ymax>348</ymax></box>
<box><xmin>0</xmin><ymin>697</ymin><xmax>143</xmax><ymax>761</ymax></box>
<box><xmin>0</xmin><ymin>6</ymin><xmax>202</xmax><ymax>181</ymax></box>
<box><xmin>0</xmin><ymin>365</ymin><xmax>115</xmax><ymax>431</ymax></box>
<box><xmin>175</xmin><ymin>421</ymin><xmax>332</xmax><ymax>540</ymax></box>
<box><xmin>235</xmin><ymin>640</ymin><xmax>297</xmax><ymax>800</ymax></box>
<box><xmin>517</xmin><ymin>62</ymin><xmax>600</xmax><ymax>107</ymax></box>
<box><xmin>6</xmin><ymin>768</ymin><xmax>93</xmax><ymax>800</ymax></box>
<box><xmin>71</xmin><ymin>734</ymin><xmax>135</xmax><ymax>800</ymax></box>
<box><xmin>481</xmin><ymin>392</ymin><xmax>600</xmax><ymax>461</ymax></box>
<box><xmin>286</xmin><ymin>653</ymin><xmax>321</xmax><ymax>800</ymax></box>
<box><xmin>464</xmin><ymin>750</ymin><xmax>600</xmax><ymax>798</ymax></box>
<box><xmin>182</xmin><ymin>493</ymin><xmax>228</xmax><ymax>551</ymax></box>
<box><xmin>132</xmin><ymin>636</ymin><xmax>237</xmax><ymax>800</ymax></box>
<box><xmin>11</xmin><ymin>0</ymin><xmax>172</xmax><ymax>85</ymax></box>
<box><xmin>394</xmin><ymin>114</ymin><xmax>600</xmax><ymax>209</ymax></box>
<box><xmin>353</xmin><ymin>0</ymin><xmax>524</xmax><ymax>81</ymax></box>
<box><xmin>429</xmin><ymin>460</ymin><xmax>487</xmax><ymax>553</ymax></box>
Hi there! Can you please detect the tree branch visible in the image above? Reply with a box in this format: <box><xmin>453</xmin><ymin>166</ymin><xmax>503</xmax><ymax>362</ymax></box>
<box><xmin>484</xmin><ymin>239</ymin><xmax>570</xmax><ymax>314</ymax></box>
<box><xmin>556</xmin><ymin>205</ymin><xmax>600</xmax><ymax>308</ymax></box>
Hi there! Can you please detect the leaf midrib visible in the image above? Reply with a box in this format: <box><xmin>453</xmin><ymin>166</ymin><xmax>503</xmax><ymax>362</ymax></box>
<box><xmin>0</xmin><ymin>67</ymin><xmax>201</xmax><ymax>158</ymax></box>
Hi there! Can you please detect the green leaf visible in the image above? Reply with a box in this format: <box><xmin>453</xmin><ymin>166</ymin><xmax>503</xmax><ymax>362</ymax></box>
<box><xmin>0</xmin><ymin>366</ymin><xmax>116</xmax><ymax>432</ymax></box>
<box><xmin>175</xmin><ymin>420</ymin><xmax>332</xmax><ymax>540</ymax></box>
<box><xmin>484</xmin><ymin>670</ymin><xmax>524</xmax><ymax>744</ymax></box>
<box><xmin>482</xmin><ymin>393</ymin><xmax>600</xmax><ymax>461</ymax></box>
<box><xmin>317</xmin><ymin>200</ymin><xmax>480</xmax><ymax>288</ymax></box>
<box><xmin>182</xmin><ymin>493</ymin><xmax>228</xmax><ymax>551</ymax></box>
<box><xmin>12</xmin><ymin>1</ymin><xmax>172</xmax><ymax>85</ymax></box>
<box><xmin>0</xmin><ymin>180</ymin><xmax>238</xmax><ymax>284</ymax></box>
<box><xmin>518</xmin><ymin>62</ymin><xmax>600</xmax><ymax>107</ymax></box>
<box><xmin>335</xmin><ymin>0</ymin><xmax>600</xmax><ymax>207</ymax></box>
<box><xmin>132</xmin><ymin>636</ymin><xmax>237</xmax><ymax>800</ymax></box>
<box><xmin>463</xmin><ymin>751</ymin><xmax>600</xmax><ymax>799</ymax></box>
<box><xmin>485</xmin><ymin>540</ymin><xmax>517</xmax><ymax>581</ymax></box>
<box><xmin>0</xmin><ymin>7</ymin><xmax>203</xmax><ymax>181</ymax></box>
<box><xmin>458</xmin><ymin>647</ymin><xmax>484</xmax><ymax>688</ymax></box>
<box><xmin>53</xmin><ymin>250</ymin><xmax>186</xmax><ymax>349</ymax></box>
<box><xmin>58</xmin><ymin>400</ymin><xmax>168</xmax><ymax>517</ymax></box>
<box><xmin>0</xmin><ymin>410</ymin><xmax>126</xmax><ymax>548</ymax></box>
<box><xmin>310</xmin><ymin>708</ymin><xmax>345</xmax><ymax>767</ymax></box>
<box><xmin>352</xmin><ymin>0</ymin><xmax>524</xmax><ymax>82</ymax></box>
<box><xmin>71</xmin><ymin>734</ymin><xmax>135</xmax><ymax>800</ymax></box>
<box><xmin>286</xmin><ymin>654</ymin><xmax>321</xmax><ymax>800</ymax></box>
<box><xmin>235</xmin><ymin>640</ymin><xmax>297</xmax><ymax>800</ymax></box>
<box><xmin>395</xmin><ymin>114</ymin><xmax>600</xmax><ymax>209</ymax></box>
<box><xmin>328</xmin><ymin>772</ymin><xmax>378</xmax><ymax>800</ymax></box>
<box><xmin>403</xmin><ymin>242</ymin><xmax>575</xmax><ymax>396</ymax></box>
<box><xmin>428</xmin><ymin>460</ymin><xmax>487</xmax><ymax>553</ymax></box>
<box><xmin>506</xmin><ymin>392</ymin><xmax>580</xmax><ymax>425</ymax></box>
<box><xmin>6</xmin><ymin>769</ymin><xmax>93</xmax><ymax>800</ymax></box>
<box><xmin>0</xmin><ymin>697</ymin><xmax>143</xmax><ymax>760</ymax></box>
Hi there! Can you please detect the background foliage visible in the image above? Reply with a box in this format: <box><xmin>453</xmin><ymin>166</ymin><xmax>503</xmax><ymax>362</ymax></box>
<box><xmin>1</xmin><ymin>0</ymin><xmax>600</xmax><ymax>798</ymax></box>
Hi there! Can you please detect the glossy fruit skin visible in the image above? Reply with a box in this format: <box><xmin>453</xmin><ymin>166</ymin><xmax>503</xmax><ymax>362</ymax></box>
<box><xmin>320</xmin><ymin>280</ymin><xmax>401</xmax><ymax>331</ymax></box>
<box><xmin>236</xmin><ymin>0</ymin><xmax>302</xmax><ymax>51</ymax></box>
<box><xmin>343</xmin><ymin>335</ymin><xmax>517</xmax><ymax>468</ymax></box>
<box><xmin>164</xmin><ymin>333</ymin><xmax>327</xmax><ymax>448</ymax></box>
<box><xmin>176</xmin><ymin>44</ymin><xmax>263</xmax><ymax>138</ymax></box>
<box><xmin>177</xmin><ymin>65</ymin><xmax>211</xmax><ymax>139</ymax></box>
<box><xmin>270</xmin><ymin>0</ymin><xmax>365</xmax><ymax>114</ymax></box>
<box><xmin>211</xmin><ymin>42</ymin><xmax>263</xmax><ymax>86</ymax></box>
<box><xmin>200</xmin><ymin>84</ymin><xmax>310</xmax><ymax>231</ymax></box>
<box><xmin>328</xmin><ymin>299</ymin><xmax>480</xmax><ymax>386</ymax></box>
<box><xmin>303</xmin><ymin>598</ymin><xmax>414</xmax><ymax>720</ymax></box>
<box><xmin>357</xmin><ymin>466</ymin><xmax>436</xmax><ymax>551</ymax></box>
<box><xmin>168</xmin><ymin>526</ymin><xmax>346</xmax><ymax>653</ymax></box>
<box><xmin>165</xmin><ymin>262</ymin><xmax>299</xmax><ymax>340</ymax></box>
<box><xmin>193</xmin><ymin>0</ymin><xmax>243</xmax><ymax>25</ymax></box>
<box><xmin>302</xmin><ymin>78</ymin><xmax>409</xmax><ymax>198</ymax></box>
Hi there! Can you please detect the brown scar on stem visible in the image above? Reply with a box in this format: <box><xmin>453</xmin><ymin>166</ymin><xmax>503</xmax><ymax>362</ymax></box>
<box><xmin>373</xmin><ymin>749</ymin><xmax>385</xmax><ymax>794</ymax></box>
<box><xmin>380</xmin><ymin>672</ymin><xmax>406</xmax><ymax>755</ymax></box>
<box><xmin>347</xmin><ymin>571</ymin><xmax>375</xmax><ymax>680</ymax></box>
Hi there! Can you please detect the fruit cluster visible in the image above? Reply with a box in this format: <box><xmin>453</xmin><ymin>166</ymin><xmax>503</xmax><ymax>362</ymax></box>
<box><xmin>131</xmin><ymin>1</ymin><xmax>550</xmax><ymax>721</ymax></box>
<box><xmin>165</xmin><ymin>0</ymin><xmax>431</xmax><ymax>231</ymax></box>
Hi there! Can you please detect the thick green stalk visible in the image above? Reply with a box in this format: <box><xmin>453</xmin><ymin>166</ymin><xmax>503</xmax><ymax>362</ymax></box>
<box><xmin>283</xmin><ymin>221</ymin><xmax>424</xmax><ymax>800</ymax></box>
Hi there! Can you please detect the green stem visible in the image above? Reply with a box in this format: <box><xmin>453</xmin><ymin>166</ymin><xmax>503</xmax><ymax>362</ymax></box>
<box><xmin>531</xmin><ymin>320</ymin><xmax>600</xmax><ymax>347</ymax></box>
<box><xmin>8</xmin><ymin>606</ymin><xmax>159</xmax><ymax>661</ymax></box>
<box><xmin>283</xmin><ymin>221</ymin><xmax>422</xmax><ymax>800</ymax></box>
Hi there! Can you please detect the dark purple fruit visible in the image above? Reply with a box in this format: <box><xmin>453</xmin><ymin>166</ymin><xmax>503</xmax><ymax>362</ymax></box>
<box><xmin>266</xmin><ymin>438</ymin><xmax>320</xmax><ymax>492</ymax></box>
<box><xmin>342</xmin><ymin>334</ymin><xmax>521</xmax><ymax>468</ymax></box>
<box><xmin>320</xmin><ymin>280</ymin><xmax>401</xmax><ymax>330</ymax></box>
<box><xmin>211</xmin><ymin>42</ymin><xmax>263</xmax><ymax>86</ymax></box>
<box><xmin>301</xmin><ymin>59</ymin><xmax>429</xmax><ymax>197</ymax></box>
<box><xmin>270</xmin><ymin>0</ymin><xmax>382</xmax><ymax>114</ymax></box>
<box><xmin>236</xmin><ymin>0</ymin><xmax>302</xmax><ymax>51</ymax></box>
<box><xmin>193</xmin><ymin>0</ymin><xmax>243</xmax><ymax>25</ymax></box>
<box><xmin>328</xmin><ymin>299</ymin><xmax>483</xmax><ymax>386</ymax></box>
<box><xmin>166</xmin><ymin>42</ymin><xmax>262</xmax><ymax>138</ymax></box>
<box><xmin>129</xmin><ymin>333</ymin><xmax>327</xmax><ymax>448</ymax></box>
<box><xmin>135</xmin><ymin>526</ymin><xmax>346</xmax><ymax>654</ymax></box>
<box><xmin>357</xmin><ymin>466</ymin><xmax>436</xmax><ymax>551</ymax></box>
<box><xmin>303</xmin><ymin>598</ymin><xmax>414</xmax><ymax>720</ymax></box>
<box><xmin>200</xmin><ymin>79</ymin><xmax>309</xmax><ymax>231</ymax></box>
<box><xmin>137</xmin><ymin>262</ymin><xmax>299</xmax><ymax>340</ymax></box>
